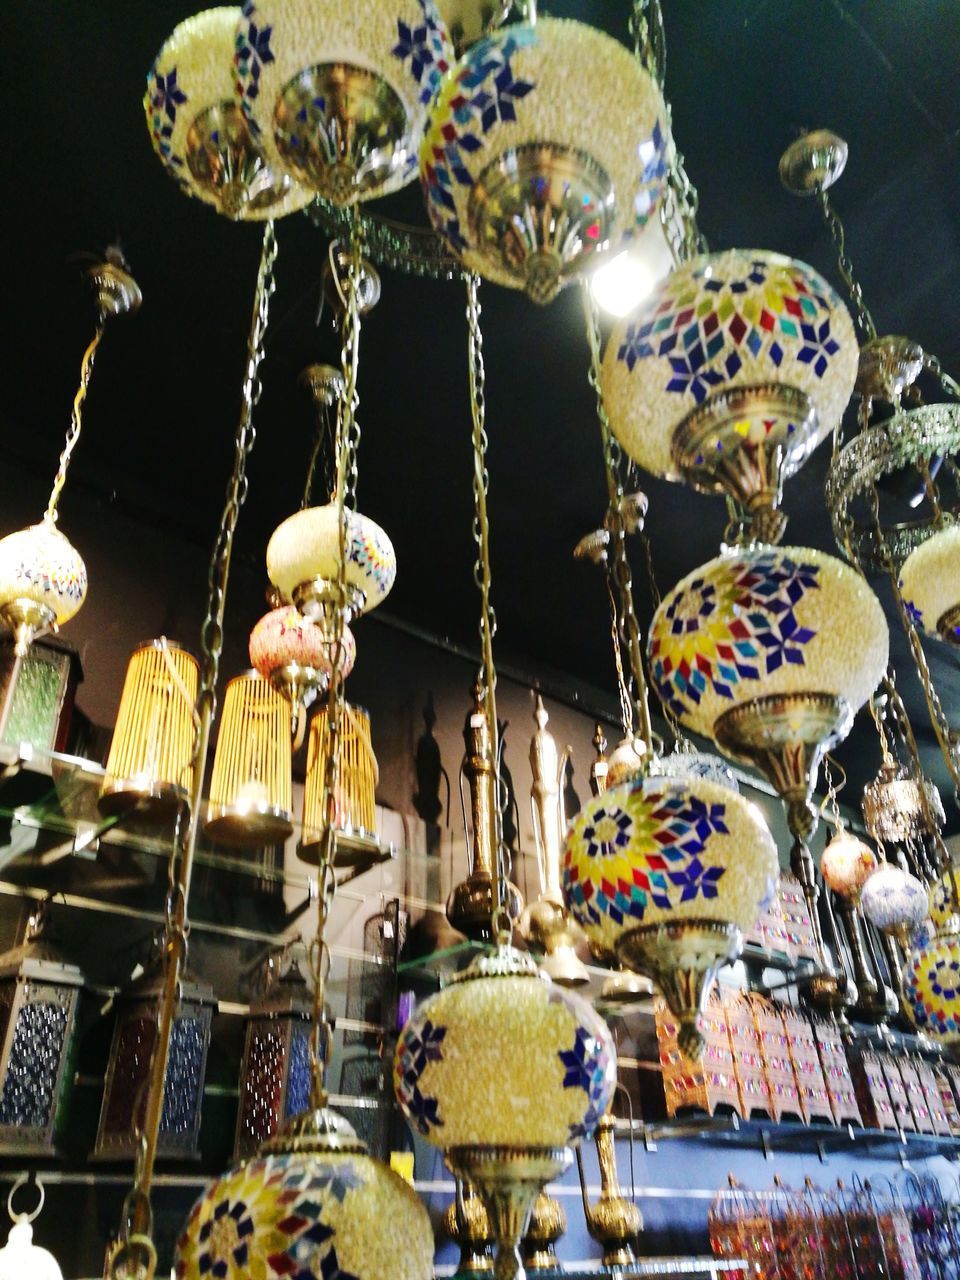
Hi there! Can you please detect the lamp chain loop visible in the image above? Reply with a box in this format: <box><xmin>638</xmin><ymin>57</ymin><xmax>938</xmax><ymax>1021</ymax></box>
<box><xmin>604</xmin><ymin>571</ymin><xmax>633</xmax><ymax>739</ymax></box>
<box><xmin>583</xmin><ymin>286</ymin><xmax>655</xmax><ymax>757</ymax></box>
<box><xmin>302</xmin><ymin>397</ymin><xmax>337</xmax><ymax>508</ymax></box>
<box><xmin>45</xmin><ymin>321</ymin><xmax>106</xmax><ymax>524</ymax></box>
<box><xmin>628</xmin><ymin>0</ymin><xmax>665</xmax><ymax>83</ymax></box>
<box><xmin>465</xmin><ymin>275</ymin><xmax>510</xmax><ymax>945</ymax></box>
<box><xmin>816</xmin><ymin>189</ymin><xmax>877</xmax><ymax>343</ymax></box>
<box><xmin>104</xmin><ymin>221</ymin><xmax>278</xmax><ymax>1280</ymax></box>
<box><xmin>310</xmin><ymin>209</ymin><xmax>365</xmax><ymax>1105</ymax></box>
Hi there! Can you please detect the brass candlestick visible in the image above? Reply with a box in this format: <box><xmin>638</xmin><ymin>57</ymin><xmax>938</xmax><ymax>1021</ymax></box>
<box><xmin>443</xmin><ymin>1178</ymin><xmax>495</xmax><ymax>1275</ymax></box>
<box><xmin>522</xmin><ymin>1191</ymin><xmax>567</xmax><ymax>1272</ymax></box>
<box><xmin>576</xmin><ymin>1108</ymin><xmax>642</xmax><ymax>1267</ymax></box>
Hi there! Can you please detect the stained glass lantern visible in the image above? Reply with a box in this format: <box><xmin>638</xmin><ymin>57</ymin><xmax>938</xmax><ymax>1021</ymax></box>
<box><xmin>145</xmin><ymin>7</ymin><xmax>313</xmax><ymax>220</ymax></box>
<box><xmin>602</xmin><ymin>251</ymin><xmax>858</xmax><ymax>542</ymax></box>
<box><xmin>205</xmin><ymin>670</ymin><xmax>293</xmax><ymax>847</ymax></box>
<box><xmin>649</xmin><ymin>545</ymin><xmax>888</xmax><ymax>836</ymax></box>
<box><xmin>930</xmin><ymin>868</ymin><xmax>960</xmax><ymax>930</ymax></box>
<box><xmin>394</xmin><ymin>947</ymin><xmax>616</xmax><ymax>1277</ymax></box>
<box><xmin>0</xmin><ymin>520</ymin><xmax>87</xmax><ymax>654</ymax></box>
<box><xmin>861</xmin><ymin>864</ymin><xmax>929</xmax><ymax>947</ymax></box>
<box><xmin>820</xmin><ymin>832</ymin><xmax>878</xmax><ymax>904</ymax></box>
<box><xmin>233</xmin><ymin>0</ymin><xmax>454</xmax><ymax>206</ymax></box>
<box><xmin>99</xmin><ymin>639</ymin><xmax>199</xmax><ymax>823</ymax></box>
<box><xmin>422</xmin><ymin>17</ymin><xmax>668</xmax><ymax>304</ymax></box>
<box><xmin>300</xmin><ymin>703</ymin><xmax>379</xmax><ymax>866</ymax></box>
<box><xmin>435</xmin><ymin>0</ymin><xmax>511</xmax><ymax>52</ymax></box>
<box><xmin>906</xmin><ymin>931</ymin><xmax>960</xmax><ymax>1046</ymax></box>
<box><xmin>94</xmin><ymin>966</ymin><xmax>214</xmax><ymax>1161</ymax></box>
<box><xmin>234</xmin><ymin>952</ymin><xmax>313</xmax><ymax>1160</ymax></box>
<box><xmin>562</xmin><ymin>772</ymin><xmax>778</xmax><ymax>1056</ymax></box>
<box><xmin>266</xmin><ymin>503</ymin><xmax>396</xmax><ymax>628</ymax></box>
<box><xmin>0</xmin><ymin>917</ymin><xmax>83</xmax><ymax>1157</ymax></box>
<box><xmin>899</xmin><ymin>524</ymin><xmax>960</xmax><ymax>646</ymax></box>
<box><xmin>249</xmin><ymin>605</ymin><xmax>356</xmax><ymax>732</ymax></box>
<box><xmin>0</xmin><ymin>637</ymin><xmax>81</xmax><ymax>755</ymax></box>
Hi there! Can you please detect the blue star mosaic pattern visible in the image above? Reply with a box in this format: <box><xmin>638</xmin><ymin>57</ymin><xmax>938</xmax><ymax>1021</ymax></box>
<box><xmin>394</xmin><ymin>1018</ymin><xmax>446</xmax><ymax>1135</ymax></box>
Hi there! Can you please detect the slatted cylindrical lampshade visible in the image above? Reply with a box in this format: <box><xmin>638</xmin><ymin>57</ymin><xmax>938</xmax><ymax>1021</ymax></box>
<box><xmin>300</xmin><ymin>703</ymin><xmax>378</xmax><ymax>866</ymax></box>
<box><xmin>205</xmin><ymin>671</ymin><xmax>293</xmax><ymax>848</ymax></box>
<box><xmin>100</xmin><ymin>640</ymin><xmax>199</xmax><ymax>822</ymax></box>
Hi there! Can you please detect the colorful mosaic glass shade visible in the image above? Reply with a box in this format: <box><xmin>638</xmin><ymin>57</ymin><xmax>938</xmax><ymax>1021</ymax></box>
<box><xmin>420</xmin><ymin>18</ymin><xmax>668</xmax><ymax>301</ymax></box>
<box><xmin>930</xmin><ymin>868</ymin><xmax>960</xmax><ymax>929</ymax></box>
<box><xmin>266</xmin><ymin>504</ymin><xmax>396</xmax><ymax>617</ymax></box>
<box><xmin>562</xmin><ymin>774</ymin><xmax>777</xmax><ymax>959</ymax></box>
<box><xmin>899</xmin><ymin>524</ymin><xmax>960</xmax><ymax>645</ymax></box>
<box><xmin>601</xmin><ymin>250</ymin><xmax>858</xmax><ymax>492</ymax></box>
<box><xmin>249</xmin><ymin>607</ymin><xmax>356</xmax><ymax>684</ymax></box>
<box><xmin>819</xmin><ymin>831</ymin><xmax>878</xmax><ymax>904</ymax></box>
<box><xmin>144</xmin><ymin>7</ymin><xmax>312</xmax><ymax>219</ymax></box>
<box><xmin>0</xmin><ymin>520</ymin><xmax>87</xmax><ymax>631</ymax></box>
<box><xmin>176</xmin><ymin>1149</ymin><xmax>434</xmax><ymax>1279</ymax></box>
<box><xmin>233</xmin><ymin>0</ymin><xmax>454</xmax><ymax>204</ymax></box>
<box><xmin>860</xmin><ymin>864</ymin><xmax>929</xmax><ymax>939</ymax></box>
<box><xmin>394</xmin><ymin>953</ymin><xmax>616</xmax><ymax>1147</ymax></box>
<box><xmin>906</xmin><ymin>931</ymin><xmax>960</xmax><ymax>1045</ymax></box>
<box><xmin>648</xmin><ymin>545</ymin><xmax>888</xmax><ymax>741</ymax></box>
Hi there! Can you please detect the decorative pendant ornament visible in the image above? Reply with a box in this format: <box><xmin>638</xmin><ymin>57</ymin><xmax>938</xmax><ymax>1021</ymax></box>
<box><xmin>145</xmin><ymin>7</ymin><xmax>312</xmax><ymax>220</ymax></box>
<box><xmin>233</xmin><ymin>0</ymin><xmax>454</xmax><ymax>205</ymax></box>
<box><xmin>820</xmin><ymin>831</ymin><xmax>878</xmax><ymax>905</ymax></box>
<box><xmin>930</xmin><ymin>867</ymin><xmax>960</xmax><ymax>930</ymax></box>
<box><xmin>861</xmin><ymin>864</ymin><xmax>929</xmax><ymax>947</ymax></box>
<box><xmin>820</xmin><ymin>829</ymin><xmax>896</xmax><ymax>1025</ymax></box>
<box><xmin>899</xmin><ymin>523</ymin><xmax>960</xmax><ymax>646</ymax></box>
<box><xmin>249</xmin><ymin>605</ymin><xmax>356</xmax><ymax>730</ymax></box>
<box><xmin>905</xmin><ymin>930</ymin><xmax>960</xmax><ymax>1045</ymax></box>
<box><xmin>562</xmin><ymin>771</ymin><xmax>777</xmax><ymax>1056</ymax></box>
<box><xmin>602</xmin><ymin>250</ymin><xmax>858</xmax><ymax>542</ymax></box>
<box><xmin>436</xmin><ymin>0</ymin><xmax>512</xmax><ymax>54</ymax></box>
<box><xmin>0</xmin><ymin>1178</ymin><xmax>62</xmax><ymax>1280</ymax></box>
<box><xmin>421</xmin><ymin>17</ymin><xmax>668</xmax><ymax>303</ymax></box>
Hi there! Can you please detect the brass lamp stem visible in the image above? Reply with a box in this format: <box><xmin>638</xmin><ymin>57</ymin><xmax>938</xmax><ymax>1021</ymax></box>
<box><xmin>583</xmin><ymin>287</ymin><xmax>655</xmax><ymax>759</ymax></box>
<box><xmin>104</xmin><ymin>221</ymin><xmax>277</xmax><ymax>1280</ymax></box>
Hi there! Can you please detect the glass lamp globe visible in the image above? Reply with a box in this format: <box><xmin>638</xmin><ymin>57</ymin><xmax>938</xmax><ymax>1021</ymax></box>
<box><xmin>249</xmin><ymin>605</ymin><xmax>356</xmax><ymax>724</ymax></box>
<box><xmin>820</xmin><ymin>831</ymin><xmax>878</xmax><ymax>905</ymax></box>
<box><xmin>861</xmin><ymin>863</ymin><xmax>929</xmax><ymax>947</ymax></box>
<box><xmin>602</xmin><ymin>250</ymin><xmax>858</xmax><ymax>542</ymax></box>
<box><xmin>649</xmin><ymin>544</ymin><xmax>888</xmax><ymax>835</ymax></box>
<box><xmin>0</xmin><ymin>519</ymin><xmax>87</xmax><ymax>652</ymax></box>
<box><xmin>233</xmin><ymin>0</ymin><xmax>454</xmax><ymax>205</ymax></box>
<box><xmin>421</xmin><ymin>18</ymin><xmax>668</xmax><ymax>304</ymax></box>
<box><xmin>435</xmin><ymin>0</ymin><xmax>511</xmax><ymax>53</ymax></box>
<box><xmin>905</xmin><ymin>931</ymin><xmax>960</xmax><ymax>1045</ymax></box>
<box><xmin>266</xmin><ymin>504</ymin><xmax>396</xmax><ymax>625</ymax></box>
<box><xmin>145</xmin><ymin>7</ymin><xmax>312</xmax><ymax>220</ymax></box>
<box><xmin>176</xmin><ymin>1110</ymin><xmax>433</xmax><ymax>1280</ymax></box>
<box><xmin>929</xmin><ymin>867</ymin><xmax>960</xmax><ymax>930</ymax></box>
<box><xmin>561</xmin><ymin>772</ymin><xmax>777</xmax><ymax>1056</ymax></box>
<box><xmin>394</xmin><ymin>947</ymin><xmax>616</xmax><ymax>1279</ymax></box>
<box><xmin>0</xmin><ymin>1221</ymin><xmax>62</xmax><ymax>1280</ymax></box>
<box><xmin>899</xmin><ymin>523</ymin><xmax>960</xmax><ymax>646</ymax></box>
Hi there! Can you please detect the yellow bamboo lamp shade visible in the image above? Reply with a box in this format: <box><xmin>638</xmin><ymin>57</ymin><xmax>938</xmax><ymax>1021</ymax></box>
<box><xmin>99</xmin><ymin>639</ymin><xmax>199</xmax><ymax>822</ymax></box>
<box><xmin>205</xmin><ymin>670</ymin><xmax>293</xmax><ymax>847</ymax></box>
<box><xmin>300</xmin><ymin>703</ymin><xmax>378</xmax><ymax>866</ymax></box>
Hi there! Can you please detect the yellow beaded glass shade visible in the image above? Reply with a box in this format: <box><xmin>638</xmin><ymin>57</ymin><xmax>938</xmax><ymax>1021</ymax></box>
<box><xmin>906</xmin><ymin>931</ymin><xmax>960</xmax><ymax>1045</ymax></box>
<box><xmin>899</xmin><ymin>524</ymin><xmax>960</xmax><ymax>643</ymax></box>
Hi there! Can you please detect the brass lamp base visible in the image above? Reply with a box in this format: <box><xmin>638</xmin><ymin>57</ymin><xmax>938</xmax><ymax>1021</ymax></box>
<box><xmin>298</xmin><ymin>825</ymin><xmax>382</xmax><ymax>869</ymax></box>
<box><xmin>797</xmin><ymin>967</ymin><xmax>856</xmax><ymax>1016</ymax></box>
<box><xmin>616</xmin><ymin>919</ymin><xmax>742</xmax><ymax>1059</ymax></box>
<box><xmin>714</xmin><ymin>693</ymin><xmax>852</xmax><ymax>839</ymax></box>
<box><xmin>444</xmin><ymin>1179</ymin><xmax>495</xmax><ymax>1275</ymax></box>
<box><xmin>186</xmin><ymin>100</ymin><xmax>293</xmax><ymax>220</ymax></box>
<box><xmin>0</xmin><ymin>600</ymin><xmax>56</xmax><ymax>656</ymax></box>
<box><xmin>204</xmin><ymin>802</ymin><xmax>294</xmax><ymax>848</ymax></box>
<box><xmin>468</xmin><ymin>143</ymin><xmax>615</xmax><ymax>305</ymax></box>
<box><xmin>269</xmin><ymin>661</ymin><xmax>328</xmax><ymax>721</ymax></box>
<box><xmin>521</xmin><ymin>900</ymin><xmax>590</xmax><ymax>987</ymax></box>
<box><xmin>293</xmin><ymin>576</ymin><xmax>366</xmax><ymax>626</ymax></box>
<box><xmin>599</xmin><ymin>968</ymin><xmax>654</xmax><ymax>1007</ymax></box>
<box><xmin>446</xmin><ymin>1146</ymin><xmax>573</xmax><ymax>1280</ymax></box>
<box><xmin>672</xmin><ymin>383</ymin><xmax>818</xmax><ymax>545</ymax></box>
<box><xmin>275</xmin><ymin>64</ymin><xmax>411</xmax><ymax>205</ymax></box>
<box><xmin>522</xmin><ymin>1191</ymin><xmax>566</xmax><ymax>1271</ymax></box>
<box><xmin>447</xmin><ymin>871</ymin><xmax>524</xmax><ymax>943</ymax></box>
<box><xmin>99</xmin><ymin>778</ymin><xmax>189</xmax><ymax>825</ymax></box>
<box><xmin>778</xmin><ymin>129</ymin><xmax>848</xmax><ymax>195</ymax></box>
<box><xmin>263</xmin><ymin>1105</ymin><xmax>367</xmax><ymax>1156</ymax></box>
<box><xmin>937</xmin><ymin>603</ymin><xmax>960</xmax><ymax>647</ymax></box>
<box><xmin>856</xmin><ymin>335</ymin><xmax>924</xmax><ymax>403</ymax></box>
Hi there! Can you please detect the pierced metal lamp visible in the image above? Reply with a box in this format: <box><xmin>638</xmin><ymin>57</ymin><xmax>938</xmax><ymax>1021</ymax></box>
<box><xmin>601</xmin><ymin>250</ymin><xmax>858</xmax><ymax>543</ymax></box>
<box><xmin>299</xmin><ymin>702</ymin><xmax>379</xmax><ymax>866</ymax></box>
<box><xmin>145</xmin><ymin>6</ymin><xmax>312</xmax><ymax>220</ymax></box>
<box><xmin>205</xmin><ymin>670</ymin><xmax>293</xmax><ymax>847</ymax></box>
<box><xmin>100</xmin><ymin>639</ymin><xmax>199</xmax><ymax>822</ymax></box>
<box><xmin>233</xmin><ymin>0</ymin><xmax>454</xmax><ymax>205</ymax></box>
<box><xmin>421</xmin><ymin>17</ymin><xmax>668</xmax><ymax>303</ymax></box>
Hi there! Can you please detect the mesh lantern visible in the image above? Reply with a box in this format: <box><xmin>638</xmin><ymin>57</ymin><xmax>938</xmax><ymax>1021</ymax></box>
<box><xmin>899</xmin><ymin>524</ymin><xmax>960</xmax><ymax>646</ymax></box>
<box><xmin>145</xmin><ymin>7</ymin><xmax>313</xmax><ymax>220</ymax></box>
<box><xmin>602</xmin><ymin>250</ymin><xmax>858</xmax><ymax>542</ymax></box>
<box><xmin>233</xmin><ymin>0</ymin><xmax>454</xmax><ymax>205</ymax></box>
<box><xmin>420</xmin><ymin>17</ymin><xmax>669</xmax><ymax>304</ymax></box>
<box><xmin>562</xmin><ymin>772</ymin><xmax>778</xmax><ymax>1056</ymax></box>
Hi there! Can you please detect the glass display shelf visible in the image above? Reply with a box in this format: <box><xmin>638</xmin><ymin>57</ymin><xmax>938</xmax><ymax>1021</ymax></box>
<box><xmin>432</xmin><ymin>1262</ymin><xmax>747</xmax><ymax>1279</ymax></box>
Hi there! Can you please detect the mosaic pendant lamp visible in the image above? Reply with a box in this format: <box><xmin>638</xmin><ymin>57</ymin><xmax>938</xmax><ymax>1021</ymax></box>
<box><xmin>0</xmin><ymin>524</ymin><xmax>87</xmax><ymax>659</ymax></box>
<box><xmin>249</xmin><ymin>604</ymin><xmax>356</xmax><ymax>730</ymax></box>
<box><xmin>861</xmin><ymin>864</ymin><xmax>930</xmax><ymax>948</ymax></box>
<box><xmin>602</xmin><ymin>250</ymin><xmax>858</xmax><ymax>543</ymax></box>
<box><xmin>820</xmin><ymin>831</ymin><xmax>878</xmax><ymax>905</ymax></box>
<box><xmin>899</xmin><ymin>524</ymin><xmax>960</xmax><ymax>646</ymax></box>
<box><xmin>930</xmin><ymin>867</ymin><xmax>960</xmax><ymax>931</ymax></box>
<box><xmin>906</xmin><ymin>930</ymin><xmax>960</xmax><ymax>1046</ymax></box>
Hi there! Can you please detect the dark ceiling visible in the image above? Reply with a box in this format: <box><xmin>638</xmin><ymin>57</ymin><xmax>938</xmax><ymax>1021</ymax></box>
<box><xmin>4</xmin><ymin>1</ymin><xmax>960</xmax><ymax>823</ymax></box>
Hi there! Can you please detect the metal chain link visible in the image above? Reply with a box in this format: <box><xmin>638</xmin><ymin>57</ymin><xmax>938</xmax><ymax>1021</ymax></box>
<box><xmin>604</xmin><ymin>570</ymin><xmax>633</xmax><ymax>739</ymax></box>
<box><xmin>816</xmin><ymin>189</ymin><xmax>877</xmax><ymax>343</ymax></box>
<box><xmin>583</xmin><ymin>286</ymin><xmax>654</xmax><ymax>756</ymax></box>
<box><xmin>45</xmin><ymin>321</ymin><xmax>106</xmax><ymax>523</ymax></box>
<box><xmin>628</xmin><ymin>0</ymin><xmax>664</xmax><ymax>83</ymax></box>
<box><xmin>338</xmin><ymin>246</ymin><xmax>364</xmax><ymax>511</ymax></box>
<box><xmin>302</xmin><ymin>398</ymin><xmax>337</xmax><ymax>508</ymax></box>
<box><xmin>639</xmin><ymin>530</ymin><xmax>688</xmax><ymax>749</ymax></box>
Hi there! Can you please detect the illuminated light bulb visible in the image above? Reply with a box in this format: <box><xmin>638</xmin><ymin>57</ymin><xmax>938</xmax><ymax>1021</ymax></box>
<box><xmin>0</xmin><ymin>1221</ymin><xmax>61</xmax><ymax>1280</ymax></box>
<box><xmin>590</xmin><ymin>250</ymin><xmax>656</xmax><ymax>318</ymax></box>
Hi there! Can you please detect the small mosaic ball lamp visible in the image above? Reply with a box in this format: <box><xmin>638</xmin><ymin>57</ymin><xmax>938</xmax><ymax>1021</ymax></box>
<box><xmin>929</xmin><ymin>867</ymin><xmax>960</xmax><ymax>930</ymax></box>
<box><xmin>395</xmin><ymin>948</ymin><xmax>616</xmax><ymax>1278</ymax></box>
<box><xmin>0</xmin><ymin>521</ymin><xmax>87</xmax><ymax>653</ymax></box>
<box><xmin>144</xmin><ymin>7</ymin><xmax>312</xmax><ymax>219</ymax></box>
<box><xmin>421</xmin><ymin>18</ymin><xmax>668</xmax><ymax>303</ymax></box>
<box><xmin>233</xmin><ymin>0</ymin><xmax>454</xmax><ymax>205</ymax></box>
<box><xmin>906</xmin><ymin>931</ymin><xmax>960</xmax><ymax>1045</ymax></box>
<box><xmin>602</xmin><ymin>250</ymin><xmax>858</xmax><ymax>542</ymax></box>
<box><xmin>648</xmin><ymin>544</ymin><xmax>888</xmax><ymax>834</ymax></box>
<box><xmin>861</xmin><ymin>863</ymin><xmax>929</xmax><ymax>946</ymax></box>
<box><xmin>562</xmin><ymin>772</ymin><xmax>777</xmax><ymax>1056</ymax></box>
<box><xmin>820</xmin><ymin>831</ymin><xmax>878</xmax><ymax>905</ymax></box>
<box><xmin>249</xmin><ymin>605</ymin><xmax>356</xmax><ymax>727</ymax></box>
<box><xmin>899</xmin><ymin>524</ymin><xmax>960</xmax><ymax>646</ymax></box>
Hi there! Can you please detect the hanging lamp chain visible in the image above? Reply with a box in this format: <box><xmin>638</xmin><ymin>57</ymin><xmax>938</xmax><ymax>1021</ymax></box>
<box><xmin>583</xmin><ymin>286</ymin><xmax>655</xmax><ymax>758</ymax></box>
<box><xmin>465</xmin><ymin>275</ymin><xmax>511</xmax><ymax>945</ymax></box>
<box><xmin>308</xmin><ymin>208</ymin><xmax>365</xmax><ymax>1107</ymax></box>
<box><xmin>815</xmin><ymin>188</ymin><xmax>878</xmax><ymax>344</ymax></box>
<box><xmin>639</xmin><ymin>528</ymin><xmax>689</xmax><ymax>750</ymax></box>
<box><xmin>628</xmin><ymin>0</ymin><xmax>665</xmax><ymax>84</ymax></box>
<box><xmin>104</xmin><ymin>220</ymin><xmax>278</xmax><ymax>1280</ymax></box>
<box><xmin>45</xmin><ymin>322</ymin><xmax>106</xmax><ymax>524</ymax></box>
<box><xmin>604</xmin><ymin>570</ymin><xmax>634</xmax><ymax>740</ymax></box>
<box><xmin>302</xmin><ymin>395</ymin><xmax>337</xmax><ymax>508</ymax></box>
